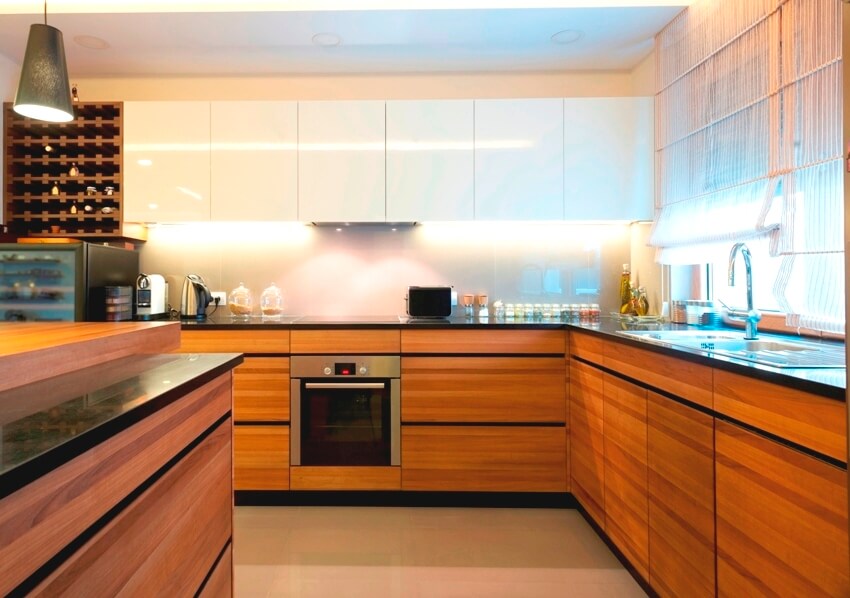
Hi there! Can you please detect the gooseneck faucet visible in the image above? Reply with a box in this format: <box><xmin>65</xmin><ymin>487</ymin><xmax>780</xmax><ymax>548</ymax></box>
<box><xmin>727</xmin><ymin>242</ymin><xmax>761</xmax><ymax>340</ymax></box>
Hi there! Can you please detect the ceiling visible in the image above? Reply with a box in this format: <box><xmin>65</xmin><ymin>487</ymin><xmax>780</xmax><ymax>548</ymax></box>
<box><xmin>0</xmin><ymin>2</ymin><xmax>688</xmax><ymax>76</ymax></box>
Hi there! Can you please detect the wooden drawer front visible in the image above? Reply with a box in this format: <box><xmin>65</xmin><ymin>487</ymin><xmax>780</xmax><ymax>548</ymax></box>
<box><xmin>290</xmin><ymin>466</ymin><xmax>401</xmax><ymax>490</ymax></box>
<box><xmin>647</xmin><ymin>392</ymin><xmax>715</xmax><ymax>598</ymax></box>
<box><xmin>402</xmin><ymin>357</ymin><xmax>566</xmax><ymax>423</ymax></box>
<box><xmin>603</xmin><ymin>340</ymin><xmax>713</xmax><ymax>410</ymax></box>
<box><xmin>603</xmin><ymin>373</ymin><xmax>649</xmax><ymax>580</ymax></box>
<box><xmin>0</xmin><ymin>373</ymin><xmax>232</xmax><ymax>597</ymax></box>
<box><xmin>290</xmin><ymin>329</ymin><xmax>400</xmax><ymax>354</ymax></box>
<box><xmin>569</xmin><ymin>360</ymin><xmax>605</xmax><ymax>527</ymax></box>
<box><xmin>570</xmin><ymin>331</ymin><xmax>604</xmax><ymax>365</ymax></box>
<box><xmin>180</xmin><ymin>329</ymin><xmax>290</xmax><ymax>354</ymax></box>
<box><xmin>402</xmin><ymin>426</ymin><xmax>567</xmax><ymax>492</ymax></box>
<box><xmin>714</xmin><ymin>370</ymin><xmax>846</xmax><ymax>462</ymax></box>
<box><xmin>33</xmin><ymin>418</ymin><xmax>232</xmax><ymax>596</ymax></box>
<box><xmin>716</xmin><ymin>420</ymin><xmax>849</xmax><ymax>597</ymax></box>
<box><xmin>234</xmin><ymin>357</ymin><xmax>290</xmax><ymax>422</ymax></box>
<box><xmin>401</xmin><ymin>329</ymin><xmax>565</xmax><ymax>354</ymax></box>
<box><xmin>234</xmin><ymin>425</ymin><xmax>290</xmax><ymax>491</ymax></box>
<box><xmin>198</xmin><ymin>543</ymin><xmax>232</xmax><ymax>598</ymax></box>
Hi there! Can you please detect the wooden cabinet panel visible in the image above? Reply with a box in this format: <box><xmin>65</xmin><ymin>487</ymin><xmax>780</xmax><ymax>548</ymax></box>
<box><xmin>290</xmin><ymin>329</ymin><xmax>400</xmax><ymax>354</ymax></box>
<box><xmin>234</xmin><ymin>425</ymin><xmax>290</xmax><ymax>491</ymax></box>
<box><xmin>233</xmin><ymin>357</ymin><xmax>290</xmax><ymax>422</ymax></box>
<box><xmin>569</xmin><ymin>360</ymin><xmax>605</xmax><ymax>527</ymax></box>
<box><xmin>603</xmin><ymin>373</ymin><xmax>648</xmax><ymax>580</ymax></box>
<box><xmin>180</xmin><ymin>329</ymin><xmax>290</xmax><ymax>354</ymax></box>
<box><xmin>647</xmin><ymin>392</ymin><xmax>715</xmax><ymax>598</ymax></box>
<box><xmin>290</xmin><ymin>466</ymin><xmax>400</xmax><ymax>490</ymax></box>
<box><xmin>603</xmin><ymin>341</ymin><xmax>713</xmax><ymax>409</ymax></box>
<box><xmin>32</xmin><ymin>418</ymin><xmax>232</xmax><ymax>596</ymax></box>
<box><xmin>198</xmin><ymin>543</ymin><xmax>232</xmax><ymax>598</ymax></box>
<box><xmin>401</xmin><ymin>328</ymin><xmax>564</xmax><ymax>354</ymax></box>
<box><xmin>402</xmin><ymin>426</ymin><xmax>566</xmax><ymax>492</ymax></box>
<box><xmin>402</xmin><ymin>357</ymin><xmax>565</xmax><ymax>423</ymax></box>
<box><xmin>714</xmin><ymin>369</ymin><xmax>846</xmax><ymax>462</ymax></box>
<box><xmin>716</xmin><ymin>420</ymin><xmax>849</xmax><ymax>597</ymax></box>
<box><xmin>570</xmin><ymin>331</ymin><xmax>605</xmax><ymax>365</ymax></box>
<box><xmin>0</xmin><ymin>373</ymin><xmax>232</xmax><ymax>596</ymax></box>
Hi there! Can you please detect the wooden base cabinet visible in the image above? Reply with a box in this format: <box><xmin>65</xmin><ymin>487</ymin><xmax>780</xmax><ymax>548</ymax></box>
<box><xmin>716</xmin><ymin>420</ymin><xmax>849</xmax><ymax>597</ymax></box>
<box><xmin>233</xmin><ymin>357</ymin><xmax>290</xmax><ymax>422</ymax></box>
<box><xmin>602</xmin><ymin>373</ymin><xmax>648</xmax><ymax>580</ymax></box>
<box><xmin>570</xmin><ymin>360</ymin><xmax>605</xmax><ymax>527</ymax></box>
<box><xmin>234</xmin><ymin>425</ymin><xmax>290</xmax><ymax>491</ymax></box>
<box><xmin>402</xmin><ymin>426</ymin><xmax>567</xmax><ymax>492</ymax></box>
<box><xmin>647</xmin><ymin>392</ymin><xmax>715</xmax><ymax>598</ymax></box>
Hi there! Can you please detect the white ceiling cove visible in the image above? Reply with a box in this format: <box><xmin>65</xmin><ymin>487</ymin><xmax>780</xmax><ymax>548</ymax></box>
<box><xmin>0</xmin><ymin>2</ymin><xmax>688</xmax><ymax>76</ymax></box>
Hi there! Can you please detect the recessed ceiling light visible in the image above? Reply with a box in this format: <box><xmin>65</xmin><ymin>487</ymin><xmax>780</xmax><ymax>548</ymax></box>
<box><xmin>74</xmin><ymin>35</ymin><xmax>110</xmax><ymax>50</ymax></box>
<box><xmin>550</xmin><ymin>29</ymin><xmax>584</xmax><ymax>45</ymax></box>
<box><xmin>312</xmin><ymin>32</ymin><xmax>341</xmax><ymax>47</ymax></box>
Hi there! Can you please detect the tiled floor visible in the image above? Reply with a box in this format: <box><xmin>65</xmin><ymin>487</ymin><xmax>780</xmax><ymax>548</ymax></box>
<box><xmin>234</xmin><ymin>506</ymin><xmax>647</xmax><ymax>597</ymax></box>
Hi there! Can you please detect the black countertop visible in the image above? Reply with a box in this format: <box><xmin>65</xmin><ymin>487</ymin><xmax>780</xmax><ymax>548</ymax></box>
<box><xmin>0</xmin><ymin>352</ymin><xmax>243</xmax><ymax>499</ymax></box>
<box><xmin>180</xmin><ymin>314</ymin><xmax>846</xmax><ymax>397</ymax></box>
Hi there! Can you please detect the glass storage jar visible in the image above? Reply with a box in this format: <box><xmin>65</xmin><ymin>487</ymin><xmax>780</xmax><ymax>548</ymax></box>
<box><xmin>228</xmin><ymin>282</ymin><xmax>253</xmax><ymax>319</ymax></box>
<box><xmin>260</xmin><ymin>282</ymin><xmax>284</xmax><ymax>319</ymax></box>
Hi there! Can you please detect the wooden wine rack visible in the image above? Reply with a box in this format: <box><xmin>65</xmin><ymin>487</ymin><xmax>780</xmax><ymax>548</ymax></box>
<box><xmin>3</xmin><ymin>102</ymin><xmax>145</xmax><ymax>241</ymax></box>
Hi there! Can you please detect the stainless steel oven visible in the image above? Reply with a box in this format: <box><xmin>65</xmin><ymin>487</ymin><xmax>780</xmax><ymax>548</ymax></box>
<box><xmin>290</xmin><ymin>355</ymin><xmax>400</xmax><ymax>466</ymax></box>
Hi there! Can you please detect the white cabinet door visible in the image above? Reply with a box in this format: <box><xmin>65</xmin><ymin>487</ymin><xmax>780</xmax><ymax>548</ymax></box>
<box><xmin>474</xmin><ymin>99</ymin><xmax>564</xmax><ymax>220</ymax></box>
<box><xmin>211</xmin><ymin>101</ymin><xmax>297</xmax><ymax>221</ymax></box>
<box><xmin>298</xmin><ymin>100</ymin><xmax>385</xmax><ymax>222</ymax></box>
<box><xmin>564</xmin><ymin>97</ymin><xmax>654</xmax><ymax>221</ymax></box>
<box><xmin>123</xmin><ymin>101</ymin><xmax>211</xmax><ymax>222</ymax></box>
<box><xmin>386</xmin><ymin>100</ymin><xmax>474</xmax><ymax>222</ymax></box>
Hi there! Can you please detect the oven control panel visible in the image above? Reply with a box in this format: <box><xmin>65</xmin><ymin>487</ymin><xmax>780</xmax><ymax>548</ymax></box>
<box><xmin>290</xmin><ymin>355</ymin><xmax>400</xmax><ymax>379</ymax></box>
<box><xmin>322</xmin><ymin>362</ymin><xmax>369</xmax><ymax>376</ymax></box>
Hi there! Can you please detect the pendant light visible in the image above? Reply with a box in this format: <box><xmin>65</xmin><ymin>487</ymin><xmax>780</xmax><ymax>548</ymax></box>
<box><xmin>13</xmin><ymin>0</ymin><xmax>74</xmax><ymax>123</ymax></box>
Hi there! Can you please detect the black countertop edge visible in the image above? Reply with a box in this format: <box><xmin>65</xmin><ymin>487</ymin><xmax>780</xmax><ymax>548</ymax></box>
<box><xmin>0</xmin><ymin>354</ymin><xmax>243</xmax><ymax>501</ymax></box>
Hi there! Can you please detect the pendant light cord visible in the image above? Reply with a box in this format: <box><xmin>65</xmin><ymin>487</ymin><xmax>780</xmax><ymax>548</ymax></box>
<box><xmin>44</xmin><ymin>0</ymin><xmax>47</xmax><ymax>25</ymax></box>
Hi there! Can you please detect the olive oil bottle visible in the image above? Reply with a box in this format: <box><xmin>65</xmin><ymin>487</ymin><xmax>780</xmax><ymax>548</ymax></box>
<box><xmin>619</xmin><ymin>264</ymin><xmax>633</xmax><ymax>314</ymax></box>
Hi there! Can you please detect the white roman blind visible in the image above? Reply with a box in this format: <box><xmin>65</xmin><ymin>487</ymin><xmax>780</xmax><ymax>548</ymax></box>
<box><xmin>650</xmin><ymin>0</ymin><xmax>844</xmax><ymax>333</ymax></box>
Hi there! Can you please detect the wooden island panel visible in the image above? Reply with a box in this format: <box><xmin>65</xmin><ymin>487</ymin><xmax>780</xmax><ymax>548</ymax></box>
<box><xmin>0</xmin><ymin>372</ymin><xmax>232</xmax><ymax>596</ymax></box>
<box><xmin>0</xmin><ymin>321</ymin><xmax>180</xmax><ymax>392</ymax></box>
<box><xmin>32</xmin><ymin>418</ymin><xmax>232</xmax><ymax>596</ymax></box>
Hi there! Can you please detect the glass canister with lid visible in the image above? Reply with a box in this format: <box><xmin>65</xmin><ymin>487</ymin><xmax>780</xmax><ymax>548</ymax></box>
<box><xmin>228</xmin><ymin>282</ymin><xmax>254</xmax><ymax>319</ymax></box>
<box><xmin>260</xmin><ymin>282</ymin><xmax>284</xmax><ymax>319</ymax></box>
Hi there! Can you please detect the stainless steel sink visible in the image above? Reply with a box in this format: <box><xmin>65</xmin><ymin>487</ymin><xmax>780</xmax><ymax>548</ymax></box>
<box><xmin>615</xmin><ymin>329</ymin><xmax>845</xmax><ymax>368</ymax></box>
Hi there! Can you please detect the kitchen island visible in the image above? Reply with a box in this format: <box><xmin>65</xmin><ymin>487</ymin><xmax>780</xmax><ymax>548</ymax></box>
<box><xmin>0</xmin><ymin>322</ymin><xmax>242</xmax><ymax>597</ymax></box>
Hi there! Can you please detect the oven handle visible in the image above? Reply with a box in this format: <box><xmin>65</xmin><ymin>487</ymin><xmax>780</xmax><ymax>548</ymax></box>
<box><xmin>304</xmin><ymin>382</ymin><xmax>387</xmax><ymax>390</ymax></box>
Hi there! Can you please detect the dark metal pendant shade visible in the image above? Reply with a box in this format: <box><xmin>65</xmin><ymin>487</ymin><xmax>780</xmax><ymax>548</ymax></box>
<box><xmin>13</xmin><ymin>23</ymin><xmax>74</xmax><ymax>123</ymax></box>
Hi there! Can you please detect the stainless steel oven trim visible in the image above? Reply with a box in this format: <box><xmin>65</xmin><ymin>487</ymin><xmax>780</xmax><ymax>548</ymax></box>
<box><xmin>290</xmin><ymin>362</ymin><xmax>400</xmax><ymax>467</ymax></box>
<box><xmin>305</xmin><ymin>382</ymin><xmax>386</xmax><ymax>390</ymax></box>
<box><xmin>291</xmin><ymin>378</ymin><xmax>301</xmax><ymax>466</ymax></box>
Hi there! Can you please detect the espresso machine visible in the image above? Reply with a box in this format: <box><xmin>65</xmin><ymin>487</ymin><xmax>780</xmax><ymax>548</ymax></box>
<box><xmin>135</xmin><ymin>273</ymin><xmax>169</xmax><ymax>320</ymax></box>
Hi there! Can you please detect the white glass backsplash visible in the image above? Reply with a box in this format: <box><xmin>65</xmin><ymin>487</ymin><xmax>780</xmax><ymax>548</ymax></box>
<box><xmin>140</xmin><ymin>222</ymin><xmax>640</xmax><ymax>317</ymax></box>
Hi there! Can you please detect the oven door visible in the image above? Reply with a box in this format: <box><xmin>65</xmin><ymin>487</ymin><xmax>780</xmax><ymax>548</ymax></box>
<box><xmin>291</xmin><ymin>378</ymin><xmax>400</xmax><ymax>466</ymax></box>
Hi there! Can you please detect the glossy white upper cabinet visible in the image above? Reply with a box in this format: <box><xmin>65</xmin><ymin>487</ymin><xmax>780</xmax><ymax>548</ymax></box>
<box><xmin>386</xmin><ymin>100</ymin><xmax>474</xmax><ymax>222</ymax></box>
<box><xmin>298</xmin><ymin>100</ymin><xmax>386</xmax><ymax>223</ymax></box>
<box><xmin>123</xmin><ymin>101</ymin><xmax>211</xmax><ymax>222</ymax></box>
<box><xmin>474</xmin><ymin>99</ymin><xmax>564</xmax><ymax>220</ymax></box>
<box><xmin>211</xmin><ymin>101</ymin><xmax>297</xmax><ymax>221</ymax></box>
<box><xmin>563</xmin><ymin>97</ymin><xmax>654</xmax><ymax>221</ymax></box>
